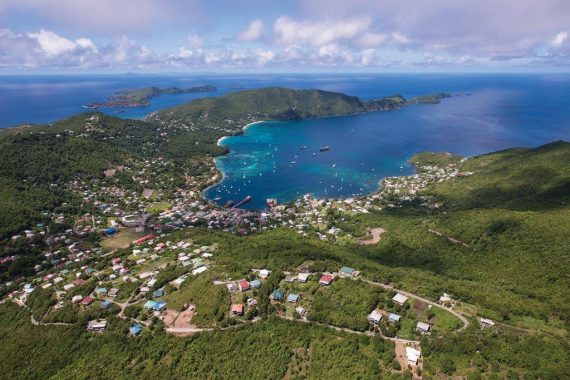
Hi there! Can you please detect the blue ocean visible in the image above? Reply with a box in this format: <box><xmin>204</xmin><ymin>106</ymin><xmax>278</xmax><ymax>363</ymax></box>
<box><xmin>1</xmin><ymin>73</ymin><xmax>570</xmax><ymax>208</ymax></box>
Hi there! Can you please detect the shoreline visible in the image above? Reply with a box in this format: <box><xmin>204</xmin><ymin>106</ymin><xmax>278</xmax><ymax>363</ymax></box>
<box><xmin>203</xmin><ymin>120</ymin><xmax>269</xmax><ymax>204</ymax></box>
<box><xmin>216</xmin><ymin>120</ymin><xmax>266</xmax><ymax>147</ymax></box>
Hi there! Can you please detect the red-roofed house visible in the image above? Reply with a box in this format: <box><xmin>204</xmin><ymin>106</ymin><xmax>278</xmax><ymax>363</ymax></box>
<box><xmin>81</xmin><ymin>295</ymin><xmax>94</xmax><ymax>306</ymax></box>
<box><xmin>231</xmin><ymin>304</ymin><xmax>244</xmax><ymax>315</ymax></box>
<box><xmin>319</xmin><ymin>275</ymin><xmax>333</xmax><ymax>286</ymax></box>
<box><xmin>111</xmin><ymin>257</ymin><xmax>121</xmax><ymax>265</ymax></box>
<box><xmin>238</xmin><ymin>280</ymin><xmax>250</xmax><ymax>292</ymax></box>
<box><xmin>75</xmin><ymin>278</ymin><xmax>86</xmax><ymax>286</ymax></box>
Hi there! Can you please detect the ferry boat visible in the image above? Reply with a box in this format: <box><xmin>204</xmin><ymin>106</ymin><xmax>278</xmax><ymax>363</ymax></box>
<box><xmin>320</xmin><ymin>146</ymin><xmax>330</xmax><ymax>152</ymax></box>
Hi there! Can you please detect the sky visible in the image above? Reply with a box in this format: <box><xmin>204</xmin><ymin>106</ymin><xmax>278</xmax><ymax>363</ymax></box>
<box><xmin>0</xmin><ymin>0</ymin><xmax>569</xmax><ymax>73</ymax></box>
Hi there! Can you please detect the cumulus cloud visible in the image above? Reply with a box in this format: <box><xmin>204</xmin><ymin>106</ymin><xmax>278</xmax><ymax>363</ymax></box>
<box><xmin>274</xmin><ymin>17</ymin><xmax>370</xmax><ymax>47</ymax></box>
<box><xmin>235</xmin><ymin>20</ymin><xmax>264</xmax><ymax>42</ymax></box>
<box><xmin>187</xmin><ymin>35</ymin><xmax>203</xmax><ymax>49</ymax></box>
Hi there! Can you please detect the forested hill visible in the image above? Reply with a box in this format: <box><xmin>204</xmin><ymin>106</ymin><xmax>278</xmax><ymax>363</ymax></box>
<box><xmin>147</xmin><ymin>87</ymin><xmax>450</xmax><ymax>125</ymax></box>
<box><xmin>148</xmin><ymin>87</ymin><xmax>366</xmax><ymax>124</ymax></box>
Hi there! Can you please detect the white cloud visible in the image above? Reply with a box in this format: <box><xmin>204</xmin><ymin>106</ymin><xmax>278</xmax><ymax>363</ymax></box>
<box><xmin>550</xmin><ymin>31</ymin><xmax>568</xmax><ymax>47</ymax></box>
<box><xmin>235</xmin><ymin>20</ymin><xmax>264</xmax><ymax>42</ymax></box>
<box><xmin>274</xmin><ymin>16</ymin><xmax>370</xmax><ymax>47</ymax></box>
<box><xmin>358</xmin><ymin>33</ymin><xmax>388</xmax><ymax>48</ymax></box>
<box><xmin>27</xmin><ymin>29</ymin><xmax>96</xmax><ymax>56</ymax></box>
<box><xmin>187</xmin><ymin>34</ymin><xmax>203</xmax><ymax>49</ymax></box>
<box><xmin>361</xmin><ymin>49</ymin><xmax>375</xmax><ymax>66</ymax></box>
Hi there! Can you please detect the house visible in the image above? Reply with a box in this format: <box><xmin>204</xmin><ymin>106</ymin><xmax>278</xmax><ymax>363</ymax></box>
<box><xmin>72</xmin><ymin>295</ymin><xmax>83</xmax><ymax>303</ymax></box>
<box><xmin>285</xmin><ymin>276</ymin><xmax>295</xmax><ymax>283</ymax></box>
<box><xmin>272</xmin><ymin>289</ymin><xmax>284</xmax><ymax>301</ymax></box>
<box><xmin>439</xmin><ymin>293</ymin><xmax>452</xmax><ymax>305</ymax></box>
<box><xmin>153</xmin><ymin>289</ymin><xmax>164</xmax><ymax>298</ymax></box>
<box><xmin>144</xmin><ymin>300</ymin><xmax>157</xmax><ymax>310</ymax></box>
<box><xmin>63</xmin><ymin>283</ymin><xmax>75</xmax><ymax>291</ymax></box>
<box><xmin>104</xmin><ymin>227</ymin><xmax>117</xmax><ymax>236</ymax></box>
<box><xmin>74</xmin><ymin>278</ymin><xmax>86</xmax><ymax>286</ymax></box>
<box><xmin>247</xmin><ymin>298</ymin><xmax>257</xmax><ymax>307</ymax></box>
<box><xmin>111</xmin><ymin>257</ymin><xmax>121</xmax><ymax>265</ymax></box>
<box><xmin>87</xmin><ymin>319</ymin><xmax>107</xmax><ymax>332</ymax></box>
<box><xmin>339</xmin><ymin>267</ymin><xmax>356</xmax><ymax>277</ymax></box>
<box><xmin>231</xmin><ymin>304</ymin><xmax>244</xmax><ymax>315</ymax></box>
<box><xmin>95</xmin><ymin>287</ymin><xmax>107</xmax><ymax>296</ymax></box>
<box><xmin>405</xmin><ymin>347</ymin><xmax>421</xmax><ymax>365</ymax></box>
<box><xmin>238</xmin><ymin>280</ymin><xmax>250</xmax><ymax>292</ymax></box>
<box><xmin>287</xmin><ymin>293</ymin><xmax>300</xmax><ymax>303</ymax></box>
<box><xmin>416</xmin><ymin>321</ymin><xmax>431</xmax><ymax>334</ymax></box>
<box><xmin>226</xmin><ymin>283</ymin><xmax>237</xmax><ymax>292</ymax></box>
<box><xmin>81</xmin><ymin>295</ymin><xmax>94</xmax><ymax>306</ymax></box>
<box><xmin>108</xmin><ymin>288</ymin><xmax>119</xmax><ymax>298</ymax></box>
<box><xmin>392</xmin><ymin>293</ymin><xmax>408</xmax><ymax>306</ymax></box>
<box><xmin>250</xmin><ymin>279</ymin><xmax>262</xmax><ymax>289</ymax></box>
<box><xmin>101</xmin><ymin>300</ymin><xmax>112</xmax><ymax>309</ymax></box>
<box><xmin>368</xmin><ymin>309</ymin><xmax>383</xmax><ymax>324</ymax></box>
<box><xmin>130</xmin><ymin>323</ymin><xmax>142</xmax><ymax>336</ymax></box>
<box><xmin>388</xmin><ymin>313</ymin><xmax>401</xmax><ymax>324</ymax></box>
<box><xmin>259</xmin><ymin>269</ymin><xmax>270</xmax><ymax>279</ymax></box>
<box><xmin>295</xmin><ymin>306</ymin><xmax>306</xmax><ymax>316</ymax></box>
<box><xmin>192</xmin><ymin>266</ymin><xmax>208</xmax><ymax>275</ymax></box>
<box><xmin>297</xmin><ymin>273</ymin><xmax>310</xmax><ymax>283</ymax></box>
<box><xmin>480</xmin><ymin>318</ymin><xmax>495</xmax><ymax>329</ymax></box>
<box><xmin>153</xmin><ymin>301</ymin><xmax>166</xmax><ymax>311</ymax></box>
<box><xmin>319</xmin><ymin>275</ymin><xmax>333</xmax><ymax>286</ymax></box>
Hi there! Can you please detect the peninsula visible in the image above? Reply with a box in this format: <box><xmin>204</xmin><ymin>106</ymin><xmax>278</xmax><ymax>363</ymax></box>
<box><xmin>84</xmin><ymin>85</ymin><xmax>217</xmax><ymax>109</ymax></box>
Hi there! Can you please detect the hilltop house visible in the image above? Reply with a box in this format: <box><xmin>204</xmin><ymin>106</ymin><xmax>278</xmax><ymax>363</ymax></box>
<box><xmin>319</xmin><ymin>275</ymin><xmax>333</xmax><ymax>286</ymax></box>
<box><xmin>287</xmin><ymin>293</ymin><xmax>300</xmax><ymax>303</ymax></box>
<box><xmin>388</xmin><ymin>313</ymin><xmax>401</xmax><ymax>324</ymax></box>
<box><xmin>297</xmin><ymin>273</ymin><xmax>310</xmax><ymax>283</ymax></box>
<box><xmin>368</xmin><ymin>309</ymin><xmax>383</xmax><ymax>324</ymax></box>
<box><xmin>416</xmin><ymin>321</ymin><xmax>431</xmax><ymax>334</ymax></box>
<box><xmin>250</xmin><ymin>279</ymin><xmax>262</xmax><ymax>289</ymax></box>
<box><xmin>87</xmin><ymin>319</ymin><xmax>107</xmax><ymax>332</ymax></box>
<box><xmin>480</xmin><ymin>318</ymin><xmax>495</xmax><ymax>329</ymax></box>
<box><xmin>272</xmin><ymin>289</ymin><xmax>284</xmax><ymax>301</ymax></box>
<box><xmin>406</xmin><ymin>347</ymin><xmax>421</xmax><ymax>365</ymax></box>
<box><xmin>130</xmin><ymin>323</ymin><xmax>142</xmax><ymax>336</ymax></box>
<box><xmin>231</xmin><ymin>304</ymin><xmax>244</xmax><ymax>315</ymax></box>
<box><xmin>392</xmin><ymin>293</ymin><xmax>408</xmax><ymax>306</ymax></box>
<box><xmin>238</xmin><ymin>280</ymin><xmax>250</xmax><ymax>292</ymax></box>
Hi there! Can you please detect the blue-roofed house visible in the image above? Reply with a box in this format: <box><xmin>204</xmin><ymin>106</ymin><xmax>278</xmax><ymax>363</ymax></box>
<box><xmin>272</xmin><ymin>289</ymin><xmax>284</xmax><ymax>301</ymax></box>
<box><xmin>95</xmin><ymin>287</ymin><xmax>107</xmax><ymax>296</ymax></box>
<box><xmin>153</xmin><ymin>289</ymin><xmax>164</xmax><ymax>298</ymax></box>
<box><xmin>287</xmin><ymin>293</ymin><xmax>300</xmax><ymax>303</ymax></box>
<box><xmin>130</xmin><ymin>323</ymin><xmax>142</xmax><ymax>336</ymax></box>
<box><xmin>340</xmin><ymin>266</ymin><xmax>356</xmax><ymax>277</ymax></box>
<box><xmin>101</xmin><ymin>300</ymin><xmax>112</xmax><ymax>309</ymax></box>
<box><xmin>144</xmin><ymin>300</ymin><xmax>157</xmax><ymax>309</ymax></box>
<box><xmin>250</xmin><ymin>279</ymin><xmax>262</xmax><ymax>288</ymax></box>
<box><xmin>388</xmin><ymin>313</ymin><xmax>401</xmax><ymax>324</ymax></box>
<box><xmin>104</xmin><ymin>227</ymin><xmax>117</xmax><ymax>236</ymax></box>
<box><xmin>85</xmin><ymin>268</ymin><xmax>96</xmax><ymax>275</ymax></box>
<box><xmin>153</xmin><ymin>301</ymin><xmax>166</xmax><ymax>311</ymax></box>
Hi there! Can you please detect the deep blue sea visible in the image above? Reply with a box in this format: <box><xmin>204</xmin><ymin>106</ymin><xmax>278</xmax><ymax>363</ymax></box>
<box><xmin>1</xmin><ymin>73</ymin><xmax>569</xmax><ymax>208</ymax></box>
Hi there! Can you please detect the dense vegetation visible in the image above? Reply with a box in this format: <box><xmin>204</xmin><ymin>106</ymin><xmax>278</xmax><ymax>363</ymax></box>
<box><xmin>87</xmin><ymin>85</ymin><xmax>217</xmax><ymax>108</ymax></box>
<box><xmin>0</xmin><ymin>303</ymin><xmax>405</xmax><ymax>379</ymax></box>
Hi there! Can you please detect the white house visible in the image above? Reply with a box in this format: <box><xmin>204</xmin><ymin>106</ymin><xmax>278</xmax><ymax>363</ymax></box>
<box><xmin>297</xmin><ymin>273</ymin><xmax>310</xmax><ymax>283</ymax></box>
<box><xmin>406</xmin><ymin>347</ymin><xmax>421</xmax><ymax>365</ymax></box>
<box><xmin>480</xmin><ymin>318</ymin><xmax>495</xmax><ymax>329</ymax></box>
<box><xmin>392</xmin><ymin>293</ymin><xmax>408</xmax><ymax>306</ymax></box>
<box><xmin>368</xmin><ymin>309</ymin><xmax>383</xmax><ymax>324</ymax></box>
<box><xmin>416</xmin><ymin>321</ymin><xmax>431</xmax><ymax>334</ymax></box>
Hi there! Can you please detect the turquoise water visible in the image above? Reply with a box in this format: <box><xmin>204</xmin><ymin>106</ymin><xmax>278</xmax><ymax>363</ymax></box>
<box><xmin>2</xmin><ymin>73</ymin><xmax>569</xmax><ymax>209</ymax></box>
<box><xmin>205</xmin><ymin>75</ymin><xmax>570</xmax><ymax>208</ymax></box>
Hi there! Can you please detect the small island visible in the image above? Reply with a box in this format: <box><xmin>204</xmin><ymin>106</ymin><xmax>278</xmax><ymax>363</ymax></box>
<box><xmin>84</xmin><ymin>85</ymin><xmax>217</xmax><ymax>109</ymax></box>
